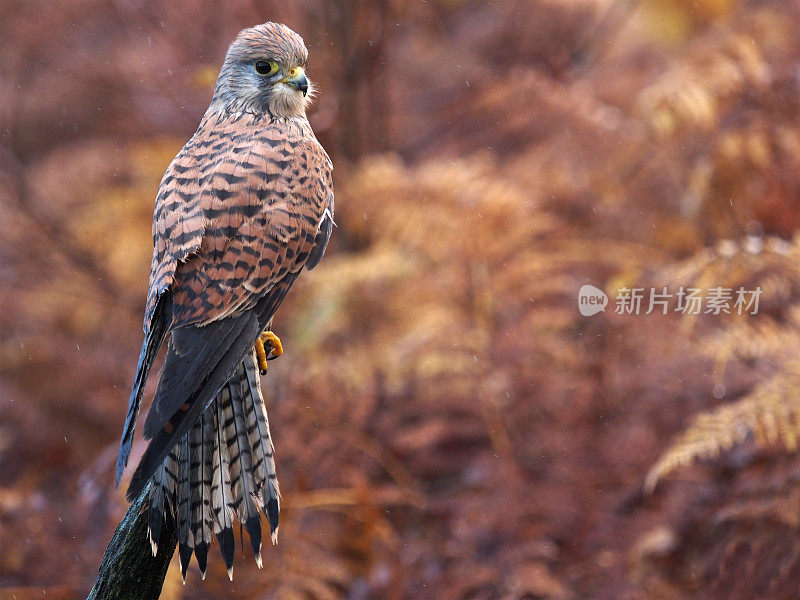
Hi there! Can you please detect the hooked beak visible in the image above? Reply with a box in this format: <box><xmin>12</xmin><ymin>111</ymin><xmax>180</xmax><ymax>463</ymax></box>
<box><xmin>283</xmin><ymin>67</ymin><xmax>309</xmax><ymax>97</ymax></box>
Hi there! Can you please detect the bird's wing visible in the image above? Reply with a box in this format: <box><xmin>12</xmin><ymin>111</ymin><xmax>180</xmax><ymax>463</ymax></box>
<box><xmin>167</xmin><ymin>133</ymin><xmax>332</xmax><ymax>327</ymax></box>
<box><xmin>119</xmin><ymin>113</ymin><xmax>332</xmax><ymax>498</ymax></box>
<box><xmin>306</xmin><ymin>196</ymin><xmax>334</xmax><ymax>270</ymax></box>
<box><xmin>145</xmin><ymin>114</ymin><xmax>332</xmax><ymax>330</ymax></box>
<box><xmin>114</xmin><ymin>290</ymin><xmax>172</xmax><ymax>486</ymax></box>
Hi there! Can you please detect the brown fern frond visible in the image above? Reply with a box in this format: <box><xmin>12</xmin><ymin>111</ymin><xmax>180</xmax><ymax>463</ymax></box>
<box><xmin>645</xmin><ymin>365</ymin><xmax>800</xmax><ymax>493</ymax></box>
<box><xmin>714</xmin><ymin>482</ymin><xmax>800</xmax><ymax>528</ymax></box>
<box><xmin>656</xmin><ymin>235</ymin><xmax>800</xmax><ymax>302</ymax></box>
<box><xmin>698</xmin><ymin>309</ymin><xmax>800</xmax><ymax>371</ymax></box>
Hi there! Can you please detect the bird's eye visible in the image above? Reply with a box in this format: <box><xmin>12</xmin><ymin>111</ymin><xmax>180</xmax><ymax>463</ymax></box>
<box><xmin>254</xmin><ymin>60</ymin><xmax>277</xmax><ymax>76</ymax></box>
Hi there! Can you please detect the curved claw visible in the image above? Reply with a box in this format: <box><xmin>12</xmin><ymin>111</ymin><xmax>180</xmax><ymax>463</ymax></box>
<box><xmin>255</xmin><ymin>330</ymin><xmax>283</xmax><ymax>374</ymax></box>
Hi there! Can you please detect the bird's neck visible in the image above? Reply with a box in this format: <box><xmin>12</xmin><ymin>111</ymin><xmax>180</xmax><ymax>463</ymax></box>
<box><xmin>199</xmin><ymin>104</ymin><xmax>312</xmax><ymax>138</ymax></box>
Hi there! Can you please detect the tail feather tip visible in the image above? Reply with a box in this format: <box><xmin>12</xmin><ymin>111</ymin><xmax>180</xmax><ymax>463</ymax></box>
<box><xmin>148</xmin><ymin>529</ymin><xmax>158</xmax><ymax>557</ymax></box>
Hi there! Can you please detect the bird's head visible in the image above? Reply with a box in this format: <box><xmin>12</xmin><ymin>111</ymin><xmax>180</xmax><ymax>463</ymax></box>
<box><xmin>211</xmin><ymin>22</ymin><xmax>313</xmax><ymax>119</ymax></box>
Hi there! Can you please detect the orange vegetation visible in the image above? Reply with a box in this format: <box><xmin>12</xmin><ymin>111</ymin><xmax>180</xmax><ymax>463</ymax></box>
<box><xmin>1</xmin><ymin>1</ymin><xmax>798</xmax><ymax>598</ymax></box>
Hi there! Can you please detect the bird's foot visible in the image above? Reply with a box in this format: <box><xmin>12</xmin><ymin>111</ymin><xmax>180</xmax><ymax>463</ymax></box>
<box><xmin>255</xmin><ymin>331</ymin><xmax>283</xmax><ymax>374</ymax></box>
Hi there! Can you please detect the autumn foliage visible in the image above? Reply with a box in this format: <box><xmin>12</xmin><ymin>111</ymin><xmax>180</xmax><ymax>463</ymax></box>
<box><xmin>1</xmin><ymin>1</ymin><xmax>799</xmax><ymax>598</ymax></box>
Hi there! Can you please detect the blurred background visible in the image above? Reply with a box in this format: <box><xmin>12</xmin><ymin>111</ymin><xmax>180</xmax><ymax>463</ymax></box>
<box><xmin>2</xmin><ymin>0</ymin><xmax>800</xmax><ymax>598</ymax></box>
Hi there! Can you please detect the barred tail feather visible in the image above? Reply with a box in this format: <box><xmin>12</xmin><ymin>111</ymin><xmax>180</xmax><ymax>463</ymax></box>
<box><xmin>144</xmin><ymin>357</ymin><xmax>279</xmax><ymax>581</ymax></box>
<box><xmin>192</xmin><ymin>410</ymin><xmax>216</xmax><ymax>579</ymax></box>
<box><xmin>147</xmin><ymin>446</ymin><xmax>178</xmax><ymax>556</ymax></box>
<box><xmin>191</xmin><ymin>411</ymin><xmax>213</xmax><ymax>578</ymax></box>
<box><xmin>176</xmin><ymin>436</ymin><xmax>193</xmax><ymax>582</ymax></box>
<box><xmin>242</xmin><ymin>350</ymin><xmax>280</xmax><ymax>542</ymax></box>
<box><xmin>227</xmin><ymin>370</ymin><xmax>263</xmax><ymax>562</ymax></box>
<box><xmin>212</xmin><ymin>387</ymin><xmax>236</xmax><ymax>577</ymax></box>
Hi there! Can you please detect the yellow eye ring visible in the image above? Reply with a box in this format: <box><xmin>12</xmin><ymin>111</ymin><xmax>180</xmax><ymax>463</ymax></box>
<box><xmin>254</xmin><ymin>60</ymin><xmax>278</xmax><ymax>76</ymax></box>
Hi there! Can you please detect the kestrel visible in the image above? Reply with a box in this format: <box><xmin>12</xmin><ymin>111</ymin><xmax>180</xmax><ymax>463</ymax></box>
<box><xmin>114</xmin><ymin>23</ymin><xmax>334</xmax><ymax>581</ymax></box>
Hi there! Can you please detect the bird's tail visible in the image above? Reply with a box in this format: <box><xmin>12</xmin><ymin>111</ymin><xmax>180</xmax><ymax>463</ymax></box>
<box><xmin>146</xmin><ymin>349</ymin><xmax>280</xmax><ymax>582</ymax></box>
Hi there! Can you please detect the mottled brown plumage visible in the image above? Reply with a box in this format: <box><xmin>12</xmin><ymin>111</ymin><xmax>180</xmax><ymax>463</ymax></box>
<box><xmin>115</xmin><ymin>22</ymin><xmax>333</xmax><ymax>581</ymax></box>
<box><xmin>147</xmin><ymin>111</ymin><xmax>332</xmax><ymax>328</ymax></box>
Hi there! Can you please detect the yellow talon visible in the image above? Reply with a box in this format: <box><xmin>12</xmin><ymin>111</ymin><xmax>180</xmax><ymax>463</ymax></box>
<box><xmin>255</xmin><ymin>331</ymin><xmax>283</xmax><ymax>374</ymax></box>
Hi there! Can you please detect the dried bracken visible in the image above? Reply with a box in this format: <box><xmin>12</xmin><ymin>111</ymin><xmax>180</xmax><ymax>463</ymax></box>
<box><xmin>645</xmin><ymin>367</ymin><xmax>800</xmax><ymax>494</ymax></box>
<box><xmin>2</xmin><ymin>0</ymin><xmax>799</xmax><ymax>598</ymax></box>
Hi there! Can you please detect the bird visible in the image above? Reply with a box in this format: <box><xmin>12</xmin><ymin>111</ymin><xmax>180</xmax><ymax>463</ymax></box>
<box><xmin>113</xmin><ymin>22</ymin><xmax>334</xmax><ymax>582</ymax></box>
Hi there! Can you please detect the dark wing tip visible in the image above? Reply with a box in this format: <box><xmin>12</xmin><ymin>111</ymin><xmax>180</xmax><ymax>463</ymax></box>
<box><xmin>126</xmin><ymin>470</ymin><xmax>147</xmax><ymax>503</ymax></box>
<box><xmin>178</xmin><ymin>542</ymin><xmax>193</xmax><ymax>582</ymax></box>
<box><xmin>148</xmin><ymin>504</ymin><xmax>163</xmax><ymax>550</ymax></box>
<box><xmin>245</xmin><ymin>515</ymin><xmax>262</xmax><ymax>557</ymax></box>
<box><xmin>127</xmin><ymin>444</ymin><xmax>161</xmax><ymax>501</ymax></box>
<box><xmin>114</xmin><ymin>442</ymin><xmax>131</xmax><ymax>488</ymax></box>
<box><xmin>195</xmin><ymin>541</ymin><xmax>209</xmax><ymax>576</ymax></box>
<box><xmin>265</xmin><ymin>495</ymin><xmax>279</xmax><ymax>534</ymax></box>
<box><xmin>216</xmin><ymin>527</ymin><xmax>235</xmax><ymax>569</ymax></box>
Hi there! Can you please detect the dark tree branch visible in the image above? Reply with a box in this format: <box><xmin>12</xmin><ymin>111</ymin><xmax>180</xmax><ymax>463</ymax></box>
<box><xmin>87</xmin><ymin>486</ymin><xmax>177</xmax><ymax>600</ymax></box>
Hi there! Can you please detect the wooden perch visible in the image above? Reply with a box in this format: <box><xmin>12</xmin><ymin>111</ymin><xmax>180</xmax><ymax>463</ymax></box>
<box><xmin>87</xmin><ymin>486</ymin><xmax>177</xmax><ymax>600</ymax></box>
